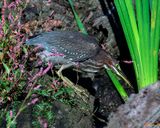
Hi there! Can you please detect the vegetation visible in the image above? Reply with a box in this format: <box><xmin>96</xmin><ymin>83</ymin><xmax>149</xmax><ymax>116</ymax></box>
<box><xmin>0</xmin><ymin>0</ymin><xmax>86</xmax><ymax>127</ymax></box>
<box><xmin>114</xmin><ymin>0</ymin><xmax>160</xmax><ymax>90</ymax></box>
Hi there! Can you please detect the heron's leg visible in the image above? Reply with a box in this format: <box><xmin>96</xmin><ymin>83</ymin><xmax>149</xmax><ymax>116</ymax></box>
<box><xmin>57</xmin><ymin>63</ymin><xmax>75</xmax><ymax>76</ymax></box>
<box><xmin>56</xmin><ymin>63</ymin><xmax>89</xmax><ymax>102</ymax></box>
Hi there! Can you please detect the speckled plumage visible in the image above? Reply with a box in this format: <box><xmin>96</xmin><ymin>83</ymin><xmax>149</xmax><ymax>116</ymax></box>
<box><xmin>26</xmin><ymin>31</ymin><xmax>101</xmax><ymax>64</ymax></box>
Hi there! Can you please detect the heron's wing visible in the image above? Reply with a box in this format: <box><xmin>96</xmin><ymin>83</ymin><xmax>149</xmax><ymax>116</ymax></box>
<box><xmin>27</xmin><ymin>31</ymin><xmax>101</xmax><ymax>62</ymax></box>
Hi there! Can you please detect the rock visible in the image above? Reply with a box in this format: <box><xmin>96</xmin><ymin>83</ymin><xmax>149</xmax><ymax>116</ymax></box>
<box><xmin>107</xmin><ymin>81</ymin><xmax>160</xmax><ymax>128</ymax></box>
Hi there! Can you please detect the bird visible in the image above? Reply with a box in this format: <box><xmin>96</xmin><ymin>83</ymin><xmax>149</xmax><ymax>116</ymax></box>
<box><xmin>25</xmin><ymin>30</ymin><xmax>130</xmax><ymax>90</ymax></box>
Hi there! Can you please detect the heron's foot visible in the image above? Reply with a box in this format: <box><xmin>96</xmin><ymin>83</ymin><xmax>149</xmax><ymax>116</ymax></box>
<box><xmin>56</xmin><ymin>70</ymin><xmax>89</xmax><ymax>102</ymax></box>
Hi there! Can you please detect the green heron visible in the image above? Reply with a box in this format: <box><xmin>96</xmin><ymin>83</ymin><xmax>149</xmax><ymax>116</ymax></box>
<box><xmin>26</xmin><ymin>31</ymin><xmax>130</xmax><ymax>96</ymax></box>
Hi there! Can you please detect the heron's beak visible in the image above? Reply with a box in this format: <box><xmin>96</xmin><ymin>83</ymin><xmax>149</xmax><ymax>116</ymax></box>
<box><xmin>104</xmin><ymin>64</ymin><xmax>132</xmax><ymax>88</ymax></box>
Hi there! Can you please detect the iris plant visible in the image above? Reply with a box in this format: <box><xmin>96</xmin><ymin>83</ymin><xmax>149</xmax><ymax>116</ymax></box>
<box><xmin>114</xmin><ymin>0</ymin><xmax>160</xmax><ymax>90</ymax></box>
